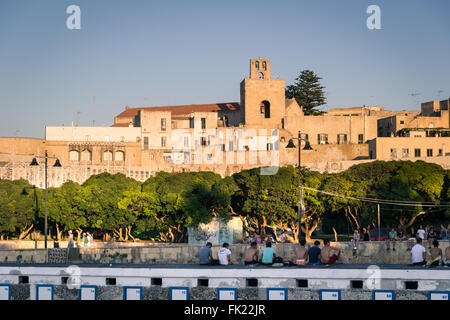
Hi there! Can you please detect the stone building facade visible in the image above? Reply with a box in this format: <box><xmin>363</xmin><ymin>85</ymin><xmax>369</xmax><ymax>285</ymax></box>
<box><xmin>0</xmin><ymin>58</ymin><xmax>449</xmax><ymax>187</ymax></box>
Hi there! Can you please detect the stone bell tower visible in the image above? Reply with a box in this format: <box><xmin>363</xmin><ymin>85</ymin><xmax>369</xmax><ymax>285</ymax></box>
<box><xmin>240</xmin><ymin>57</ymin><xmax>285</xmax><ymax>128</ymax></box>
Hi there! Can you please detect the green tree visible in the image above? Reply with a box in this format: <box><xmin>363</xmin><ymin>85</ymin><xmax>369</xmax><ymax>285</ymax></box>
<box><xmin>285</xmin><ymin>69</ymin><xmax>327</xmax><ymax>115</ymax></box>
<box><xmin>0</xmin><ymin>179</ymin><xmax>37</xmax><ymax>240</ymax></box>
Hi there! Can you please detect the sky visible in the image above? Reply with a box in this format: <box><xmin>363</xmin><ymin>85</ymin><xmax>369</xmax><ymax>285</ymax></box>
<box><xmin>0</xmin><ymin>0</ymin><xmax>449</xmax><ymax>138</ymax></box>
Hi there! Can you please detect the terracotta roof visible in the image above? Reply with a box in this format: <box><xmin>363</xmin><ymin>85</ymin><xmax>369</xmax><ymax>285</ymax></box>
<box><xmin>115</xmin><ymin>102</ymin><xmax>240</xmax><ymax>118</ymax></box>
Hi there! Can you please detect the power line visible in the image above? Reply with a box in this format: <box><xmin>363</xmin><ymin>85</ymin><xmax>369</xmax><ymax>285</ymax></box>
<box><xmin>301</xmin><ymin>186</ymin><xmax>450</xmax><ymax>208</ymax></box>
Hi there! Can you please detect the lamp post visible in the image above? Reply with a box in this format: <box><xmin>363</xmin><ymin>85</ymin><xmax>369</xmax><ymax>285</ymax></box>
<box><xmin>286</xmin><ymin>131</ymin><xmax>312</xmax><ymax>242</ymax></box>
<box><xmin>30</xmin><ymin>150</ymin><xmax>62</xmax><ymax>249</ymax></box>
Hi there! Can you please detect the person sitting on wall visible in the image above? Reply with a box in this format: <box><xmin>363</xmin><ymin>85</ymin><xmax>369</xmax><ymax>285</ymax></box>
<box><xmin>198</xmin><ymin>242</ymin><xmax>215</xmax><ymax>265</ymax></box>
<box><xmin>308</xmin><ymin>240</ymin><xmax>322</xmax><ymax>265</ymax></box>
<box><xmin>218</xmin><ymin>242</ymin><xmax>233</xmax><ymax>266</ymax></box>
<box><xmin>321</xmin><ymin>239</ymin><xmax>341</xmax><ymax>265</ymax></box>
<box><xmin>445</xmin><ymin>244</ymin><xmax>450</xmax><ymax>267</ymax></box>
<box><xmin>411</xmin><ymin>237</ymin><xmax>427</xmax><ymax>266</ymax></box>
<box><xmin>244</xmin><ymin>241</ymin><xmax>259</xmax><ymax>265</ymax></box>
<box><xmin>295</xmin><ymin>239</ymin><xmax>308</xmax><ymax>266</ymax></box>
<box><xmin>427</xmin><ymin>239</ymin><xmax>442</xmax><ymax>267</ymax></box>
<box><xmin>261</xmin><ymin>241</ymin><xmax>277</xmax><ymax>266</ymax></box>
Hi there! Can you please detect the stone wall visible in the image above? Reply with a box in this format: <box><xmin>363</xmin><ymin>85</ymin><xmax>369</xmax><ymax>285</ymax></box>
<box><xmin>0</xmin><ymin>241</ymin><xmax>448</xmax><ymax>265</ymax></box>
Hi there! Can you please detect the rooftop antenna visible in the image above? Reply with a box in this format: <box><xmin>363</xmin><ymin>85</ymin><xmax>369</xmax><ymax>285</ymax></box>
<box><xmin>76</xmin><ymin>111</ymin><xmax>81</xmax><ymax>127</ymax></box>
<box><xmin>409</xmin><ymin>92</ymin><xmax>421</xmax><ymax>108</ymax></box>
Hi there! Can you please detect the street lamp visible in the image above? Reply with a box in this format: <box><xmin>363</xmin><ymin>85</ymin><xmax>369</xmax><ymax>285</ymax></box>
<box><xmin>286</xmin><ymin>131</ymin><xmax>312</xmax><ymax>242</ymax></box>
<box><xmin>30</xmin><ymin>150</ymin><xmax>62</xmax><ymax>249</ymax></box>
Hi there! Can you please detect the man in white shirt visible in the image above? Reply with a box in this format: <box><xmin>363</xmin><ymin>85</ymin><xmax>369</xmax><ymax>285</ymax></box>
<box><xmin>417</xmin><ymin>226</ymin><xmax>426</xmax><ymax>240</ymax></box>
<box><xmin>218</xmin><ymin>242</ymin><xmax>233</xmax><ymax>265</ymax></box>
<box><xmin>411</xmin><ymin>237</ymin><xmax>427</xmax><ymax>266</ymax></box>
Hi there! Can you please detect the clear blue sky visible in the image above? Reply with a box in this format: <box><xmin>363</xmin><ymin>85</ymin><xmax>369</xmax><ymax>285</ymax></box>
<box><xmin>1</xmin><ymin>0</ymin><xmax>449</xmax><ymax>138</ymax></box>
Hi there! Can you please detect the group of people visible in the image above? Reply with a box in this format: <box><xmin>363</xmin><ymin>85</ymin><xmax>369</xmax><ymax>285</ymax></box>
<box><xmin>67</xmin><ymin>230</ymin><xmax>94</xmax><ymax>248</ymax></box>
<box><xmin>410</xmin><ymin>237</ymin><xmax>450</xmax><ymax>267</ymax></box>
<box><xmin>198</xmin><ymin>239</ymin><xmax>342</xmax><ymax>266</ymax></box>
<box><xmin>350</xmin><ymin>224</ymin><xmax>450</xmax><ymax>252</ymax></box>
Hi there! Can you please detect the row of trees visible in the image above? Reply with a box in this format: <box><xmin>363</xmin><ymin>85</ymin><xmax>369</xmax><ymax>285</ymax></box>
<box><xmin>0</xmin><ymin>161</ymin><xmax>449</xmax><ymax>242</ymax></box>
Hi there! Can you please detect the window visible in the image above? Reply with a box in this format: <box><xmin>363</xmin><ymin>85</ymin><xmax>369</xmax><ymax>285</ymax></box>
<box><xmin>281</xmin><ymin>118</ymin><xmax>285</xmax><ymax>129</ymax></box>
<box><xmin>207</xmin><ymin>154</ymin><xmax>213</xmax><ymax>160</ymax></box>
<box><xmin>390</xmin><ymin>148</ymin><xmax>397</xmax><ymax>158</ymax></box>
<box><xmin>161</xmin><ymin>118</ymin><xmax>166</xmax><ymax>131</ymax></box>
<box><xmin>103</xmin><ymin>151</ymin><xmax>113</xmax><ymax>161</ymax></box>
<box><xmin>400</xmin><ymin>120</ymin><xmax>404</xmax><ymax>124</ymax></box>
<box><xmin>427</xmin><ymin>149</ymin><xmax>433</xmax><ymax>157</ymax></box>
<box><xmin>221</xmin><ymin>144</ymin><xmax>226</xmax><ymax>151</ymax></box>
<box><xmin>144</xmin><ymin>136</ymin><xmax>149</xmax><ymax>150</ymax></box>
<box><xmin>184</xmin><ymin>136</ymin><xmax>189</xmax><ymax>148</ymax></box>
<box><xmin>258</xmin><ymin>72</ymin><xmax>264</xmax><ymax>79</ymax></box>
<box><xmin>229</xmin><ymin>141</ymin><xmax>234</xmax><ymax>151</ymax></box>
<box><xmin>358</xmin><ymin>134</ymin><xmax>364</xmax><ymax>144</ymax></box>
<box><xmin>255</xmin><ymin>61</ymin><xmax>259</xmax><ymax>70</ymax></box>
<box><xmin>262</xmin><ymin>61</ymin><xmax>266</xmax><ymax>71</ymax></box>
<box><xmin>337</xmin><ymin>134</ymin><xmax>347</xmax><ymax>144</ymax></box>
<box><xmin>69</xmin><ymin>150</ymin><xmax>80</xmax><ymax>161</ymax></box>
<box><xmin>201</xmin><ymin>118</ymin><xmax>206</xmax><ymax>129</ymax></box>
<box><xmin>189</xmin><ymin>117</ymin><xmax>195</xmax><ymax>128</ymax></box>
<box><xmin>115</xmin><ymin>151</ymin><xmax>125</xmax><ymax>161</ymax></box>
<box><xmin>260</xmin><ymin>101</ymin><xmax>270</xmax><ymax>118</ymax></box>
<box><xmin>414</xmin><ymin>148</ymin><xmax>421</xmax><ymax>157</ymax></box>
<box><xmin>161</xmin><ymin>136</ymin><xmax>167</xmax><ymax>148</ymax></box>
<box><xmin>201</xmin><ymin>137</ymin><xmax>207</xmax><ymax>146</ymax></box>
<box><xmin>402</xmin><ymin>148</ymin><xmax>409</xmax><ymax>158</ymax></box>
<box><xmin>438</xmin><ymin>149</ymin><xmax>443</xmax><ymax>156</ymax></box>
<box><xmin>301</xmin><ymin>133</ymin><xmax>309</xmax><ymax>142</ymax></box>
<box><xmin>318</xmin><ymin>134</ymin><xmax>328</xmax><ymax>145</ymax></box>
<box><xmin>267</xmin><ymin>143</ymin><xmax>273</xmax><ymax>151</ymax></box>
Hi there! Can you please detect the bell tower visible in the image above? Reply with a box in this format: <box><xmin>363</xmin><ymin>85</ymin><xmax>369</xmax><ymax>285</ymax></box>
<box><xmin>240</xmin><ymin>58</ymin><xmax>285</xmax><ymax>128</ymax></box>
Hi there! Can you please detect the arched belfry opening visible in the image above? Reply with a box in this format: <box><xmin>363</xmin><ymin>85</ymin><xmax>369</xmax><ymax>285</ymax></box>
<box><xmin>260</xmin><ymin>100</ymin><xmax>270</xmax><ymax>118</ymax></box>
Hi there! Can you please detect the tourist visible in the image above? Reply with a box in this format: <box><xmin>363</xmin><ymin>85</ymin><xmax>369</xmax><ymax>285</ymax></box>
<box><xmin>81</xmin><ymin>233</ymin><xmax>88</xmax><ymax>248</ymax></box>
<box><xmin>308</xmin><ymin>240</ymin><xmax>322</xmax><ymax>265</ymax></box>
<box><xmin>427</xmin><ymin>226</ymin><xmax>436</xmax><ymax>249</ymax></box>
<box><xmin>427</xmin><ymin>240</ymin><xmax>442</xmax><ymax>267</ymax></box>
<box><xmin>411</xmin><ymin>237</ymin><xmax>427</xmax><ymax>266</ymax></box>
<box><xmin>198</xmin><ymin>242</ymin><xmax>214</xmax><ymax>265</ymax></box>
<box><xmin>244</xmin><ymin>241</ymin><xmax>259</xmax><ymax>265</ymax></box>
<box><xmin>351</xmin><ymin>229</ymin><xmax>360</xmax><ymax>251</ymax></box>
<box><xmin>67</xmin><ymin>230</ymin><xmax>74</xmax><ymax>248</ymax></box>
<box><xmin>87</xmin><ymin>232</ymin><xmax>93</xmax><ymax>247</ymax></box>
<box><xmin>445</xmin><ymin>244</ymin><xmax>450</xmax><ymax>267</ymax></box>
<box><xmin>295</xmin><ymin>239</ymin><xmax>308</xmax><ymax>265</ymax></box>
<box><xmin>386</xmin><ymin>227</ymin><xmax>397</xmax><ymax>251</ymax></box>
<box><xmin>407</xmin><ymin>227</ymin><xmax>416</xmax><ymax>251</ymax></box>
<box><xmin>440</xmin><ymin>225</ymin><xmax>447</xmax><ymax>240</ymax></box>
<box><xmin>218</xmin><ymin>243</ymin><xmax>233</xmax><ymax>266</ymax></box>
<box><xmin>362</xmin><ymin>228</ymin><xmax>370</xmax><ymax>242</ymax></box>
<box><xmin>321</xmin><ymin>239</ymin><xmax>340</xmax><ymax>265</ymax></box>
<box><xmin>416</xmin><ymin>225</ymin><xmax>426</xmax><ymax>240</ymax></box>
<box><xmin>397</xmin><ymin>226</ymin><xmax>405</xmax><ymax>241</ymax></box>
<box><xmin>261</xmin><ymin>242</ymin><xmax>277</xmax><ymax>265</ymax></box>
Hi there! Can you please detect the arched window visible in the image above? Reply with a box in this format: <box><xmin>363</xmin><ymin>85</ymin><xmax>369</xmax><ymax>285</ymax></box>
<box><xmin>103</xmin><ymin>151</ymin><xmax>113</xmax><ymax>161</ymax></box>
<box><xmin>258</xmin><ymin>72</ymin><xmax>264</xmax><ymax>79</ymax></box>
<box><xmin>262</xmin><ymin>61</ymin><xmax>266</xmax><ymax>70</ymax></box>
<box><xmin>260</xmin><ymin>101</ymin><xmax>270</xmax><ymax>118</ymax></box>
<box><xmin>81</xmin><ymin>150</ymin><xmax>92</xmax><ymax>161</ymax></box>
<box><xmin>69</xmin><ymin>150</ymin><xmax>80</xmax><ymax>161</ymax></box>
<box><xmin>115</xmin><ymin>151</ymin><xmax>125</xmax><ymax>161</ymax></box>
<box><xmin>255</xmin><ymin>61</ymin><xmax>259</xmax><ymax>70</ymax></box>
